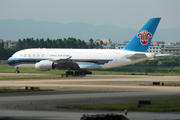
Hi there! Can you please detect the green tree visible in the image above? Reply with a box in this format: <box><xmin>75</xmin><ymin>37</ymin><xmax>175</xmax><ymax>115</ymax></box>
<box><xmin>89</xmin><ymin>38</ymin><xmax>95</xmax><ymax>48</ymax></box>
<box><xmin>56</xmin><ymin>39</ymin><xmax>63</xmax><ymax>48</ymax></box>
<box><xmin>52</xmin><ymin>39</ymin><xmax>56</xmax><ymax>47</ymax></box>
<box><xmin>146</xmin><ymin>58</ymin><xmax>159</xmax><ymax>65</ymax></box>
<box><xmin>39</xmin><ymin>38</ymin><xmax>45</xmax><ymax>48</ymax></box>
<box><xmin>30</xmin><ymin>38</ymin><xmax>35</xmax><ymax>48</ymax></box>
<box><xmin>22</xmin><ymin>38</ymin><xmax>27</xmax><ymax>48</ymax></box>
<box><xmin>35</xmin><ymin>38</ymin><xmax>40</xmax><ymax>48</ymax></box>
<box><xmin>100</xmin><ymin>41</ymin><xmax>103</xmax><ymax>49</ymax></box>
<box><xmin>0</xmin><ymin>41</ymin><xmax>4</xmax><ymax>60</ymax></box>
<box><xmin>46</xmin><ymin>38</ymin><xmax>52</xmax><ymax>48</ymax></box>
<box><xmin>26</xmin><ymin>38</ymin><xmax>32</xmax><ymax>48</ymax></box>
<box><xmin>76</xmin><ymin>39</ymin><xmax>82</xmax><ymax>48</ymax></box>
<box><xmin>16</xmin><ymin>39</ymin><xmax>22</xmax><ymax>49</ymax></box>
<box><xmin>95</xmin><ymin>42</ymin><xmax>100</xmax><ymax>49</ymax></box>
<box><xmin>81</xmin><ymin>40</ymin><xmax>87</xmax><ymax>48</ymax></box>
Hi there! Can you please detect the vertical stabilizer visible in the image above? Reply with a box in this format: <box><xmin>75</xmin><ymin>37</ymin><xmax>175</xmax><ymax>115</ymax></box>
<box><xmin>123</xmin><ymin>17</ymin><xmax>161</xmax><ymax>52</ymax></box>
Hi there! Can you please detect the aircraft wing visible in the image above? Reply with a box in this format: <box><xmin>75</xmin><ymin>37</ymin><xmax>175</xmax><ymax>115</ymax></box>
<box><xmin>127</xmin><ymin>53</ymin><xmax>148</xmax><ymax>61</ymax></box>
<box><xmin>50</xmin><ymin>56</ymin><xmax>80</xmax><ymax>70</ymax></box>
<box><xmin>49</xmin><ymin>56</ymin><xmax>113</xmax><ymax>70</ymax></box>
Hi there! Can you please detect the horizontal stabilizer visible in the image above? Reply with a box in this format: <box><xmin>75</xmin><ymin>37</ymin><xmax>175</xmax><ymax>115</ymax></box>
<box><xmin>155</xmin><ymin>53</ymin><xmax>173</xmax><ymax>57</ymax></box>
<box><xmin>127</xmin><ymin>53</ymin><xmax>147</xmax><ymax>61</ymax></box>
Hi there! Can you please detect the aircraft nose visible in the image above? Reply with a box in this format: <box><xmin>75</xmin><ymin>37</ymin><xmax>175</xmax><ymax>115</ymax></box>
<box><xmin>7</xmin><ymin>58</ymin><xmax>13</xmax><ymax>66</ymax></box>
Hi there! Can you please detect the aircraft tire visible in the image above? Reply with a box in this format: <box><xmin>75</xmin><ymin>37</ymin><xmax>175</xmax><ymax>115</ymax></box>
<box><xmin>75</xmin><ymin>71</ymin><xmax>79</xmax><ymax>75</ymax></box>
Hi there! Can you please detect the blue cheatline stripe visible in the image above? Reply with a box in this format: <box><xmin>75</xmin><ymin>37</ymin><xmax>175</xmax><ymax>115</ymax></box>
<box><xmin>8</xmin><ymin>58</ymin><xmax>113</xmax><ymax>61</ymax></box>
<box><xmin>7</xmin><ymin>58</ymin><xmax>48</xmax><ymax>66</ymax></box>
<box><xmin>8</xmin><ymin>58</ymin><xmax>48</xmax><ymax>60</ymax></box>
<box><xmin>72</xmin><ymin>59</ymin><xmax>113</xmax><ymax>61</ymax></box>
<box><xmin>8</xmin><ymin>58</ymin><xmax>113</xmax><ymax>66</ymax></box>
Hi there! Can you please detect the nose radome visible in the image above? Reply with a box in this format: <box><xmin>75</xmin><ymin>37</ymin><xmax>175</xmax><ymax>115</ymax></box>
<box><xmin>7</xmin><ymin>58</ymin><xmax>12</xmax><ymax>65</ymax></box>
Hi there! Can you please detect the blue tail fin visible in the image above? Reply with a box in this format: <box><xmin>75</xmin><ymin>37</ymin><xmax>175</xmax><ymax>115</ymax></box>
<box><xmin>123</xmin><ymin>17</ymin><xmax>161</xmax><ymax>52</ymax></box>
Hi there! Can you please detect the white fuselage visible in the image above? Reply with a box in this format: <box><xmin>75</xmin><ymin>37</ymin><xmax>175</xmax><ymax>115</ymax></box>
<box><xmin>8</xmin><ymin>48</ymin><xmax>154</xmax><ymax>70</ymax></box>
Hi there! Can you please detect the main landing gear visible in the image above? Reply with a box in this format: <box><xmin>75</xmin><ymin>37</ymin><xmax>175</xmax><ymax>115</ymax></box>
<box><xmin>66</xmin><ymin>70</ymin><xmax>92</xmax><ymax>75</ymax></box>
<box><xmin>15</xmin><ymin>67</ymin><xmax>19</xmax><ymax>73</ymax></box>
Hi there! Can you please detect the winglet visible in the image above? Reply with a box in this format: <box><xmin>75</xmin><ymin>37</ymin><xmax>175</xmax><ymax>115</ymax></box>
<box><xmin>67</xmin><ymin>56</ymin><xmax>72</xmax><ymax>61</ymax></box>
<box><xmin>123</xmin><ymin>17</ymin><xmax>161</xmax><ymax>52</ymax></box>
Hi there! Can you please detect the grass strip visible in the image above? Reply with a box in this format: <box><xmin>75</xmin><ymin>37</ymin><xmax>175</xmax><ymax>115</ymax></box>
<box><xmin>1</xmin><ymin>64</ymin><xmax>180</xmax><ymax>76</ymax></box>
<box><xmin>0</xmin><ymin>88</ymin><xmax>34</xmax><ymax>93</ymax></box>
<box><xmin>92</xmin><ymin>71</ymin><xmax>180</xmax><ymax>76</ymax></box>
<box><xmin>0</xmin><ymin>88</ymin><xmax>54</xmax><ymax>93</ymax></box>
<box><xmin>0</xmin><ymin>88</ymin><xmax>28</xmax><ymax>92</ymax></box>
<box><xmin>0</xmin><ymin>65</ymin><xmax>66</xmax><ymax>74</ymax></box>
<box><xmin>59</xmin><ymin>101</ymin><xmax>180</xmax><ymax>112</ymax></box>
<box><xmin>165</xmin><ymin>84</ymin><xmax>180</xmax><ymax>86</ymax></box>
<box><xmin>0</xmin><ymin>76</ymin><xmax>61</xmax><ymax>79</ymax></box>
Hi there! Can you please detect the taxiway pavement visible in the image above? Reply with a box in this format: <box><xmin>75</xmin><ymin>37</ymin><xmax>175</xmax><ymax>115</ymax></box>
<box><xmin>0</xmin><ymin>73</ymin><xmax>180</xmax><ymax>120</ymax></box>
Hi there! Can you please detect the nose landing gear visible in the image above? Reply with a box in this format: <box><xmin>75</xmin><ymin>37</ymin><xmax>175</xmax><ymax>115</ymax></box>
<box><xmin>15</xmin><ymin>67</ymin><xmax>19</xmax><ymax>73</ymax></box>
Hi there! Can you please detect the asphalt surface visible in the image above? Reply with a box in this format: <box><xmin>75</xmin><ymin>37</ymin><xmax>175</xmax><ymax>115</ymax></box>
<box><xmin>0</xmin><ymin>73</ymin><xmax>180</xmax><ymax>120</ymax></box>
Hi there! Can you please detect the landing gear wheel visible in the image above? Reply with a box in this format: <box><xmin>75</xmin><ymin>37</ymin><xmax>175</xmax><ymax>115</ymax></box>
<box><xmin>66</xmin><ymin>71</ymin><xmax>73</xmax><ymax>75</ymax></box>
<box><xmin>75</xmin><ymin>71</ymin><xmax>79</xmax><ymax>75</ymax></box>
<box><xmin>15</xmin><ymin>67</ymin><xmax>19</xmax><ymax>73</ymax></box>
<box><xmin>84</xmin><ymin>70</ymin><xmax>92</xmax><ymax>74</ymax></box>
<box><xmin>74</xmin><ymin>70</ymin><xmax>92</xmax><ymax>75</ymax></box>
<box><xmin>81</xmin><ymin>71</ymin><xmax>84</xmax><ymax>75</ymax></box>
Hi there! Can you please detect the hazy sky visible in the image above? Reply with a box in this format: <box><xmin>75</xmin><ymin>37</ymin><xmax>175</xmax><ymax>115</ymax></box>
<box><xmin>0</xmin><ymin>0</ymin><xmax>180</xmax><ymax>29</ymax></box>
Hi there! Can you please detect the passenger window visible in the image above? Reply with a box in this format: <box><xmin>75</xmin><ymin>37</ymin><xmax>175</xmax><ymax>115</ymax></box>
<box><xmin>24</xmin><ymin>54</ymin><xmax>26</xmax><ymax>57</ymax></box>
<box><xmin>42</xmin><ymin>54</ymin><xmax>44</xmax><ymax>57</ymax></box>
<box><xmin>33</xmin><ymin>54</ymin><xmax>35</xmax><ymax>57</ymax></box>
<box><xmin>37</xmin><ymin>54</ymin><xmax>40</xmax><ymax>57</ymax></box>
<box><xmin>28</xmin><ymin>54</ymin><xmax>31</xmax><ymax>57</ymax></box>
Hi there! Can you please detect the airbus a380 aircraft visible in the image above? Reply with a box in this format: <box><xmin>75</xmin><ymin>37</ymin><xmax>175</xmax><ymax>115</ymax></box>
<box><xmin>7</xmin><ymin>17</ymin><xmax>161</xmax><ymax>75</ymax></box>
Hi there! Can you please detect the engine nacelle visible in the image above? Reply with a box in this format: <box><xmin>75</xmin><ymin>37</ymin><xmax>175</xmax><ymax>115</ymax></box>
<box><xmin>35</xmin><ymin>60</ymin><xmax>55</xmax><ymax>71</ymax></box>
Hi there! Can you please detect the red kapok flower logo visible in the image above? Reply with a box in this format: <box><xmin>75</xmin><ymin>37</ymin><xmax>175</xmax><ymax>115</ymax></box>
<box><xmin>137</xmin><ymin>30</ymin><xmax>152</xmax><ymax>45</ymax></box>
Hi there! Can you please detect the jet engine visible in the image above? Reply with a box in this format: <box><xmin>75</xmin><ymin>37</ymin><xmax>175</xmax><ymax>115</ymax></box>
<box><xmin>35</xmin><ymin>60</ymin><xmax>56</xmax><ymax>71</ymax></box>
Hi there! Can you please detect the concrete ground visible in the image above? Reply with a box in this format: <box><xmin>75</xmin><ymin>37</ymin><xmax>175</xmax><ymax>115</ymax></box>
<box><xmin>0</xmin><ymin>73</ymin><xmax>180</xmax><ymax>120</ymax></box>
